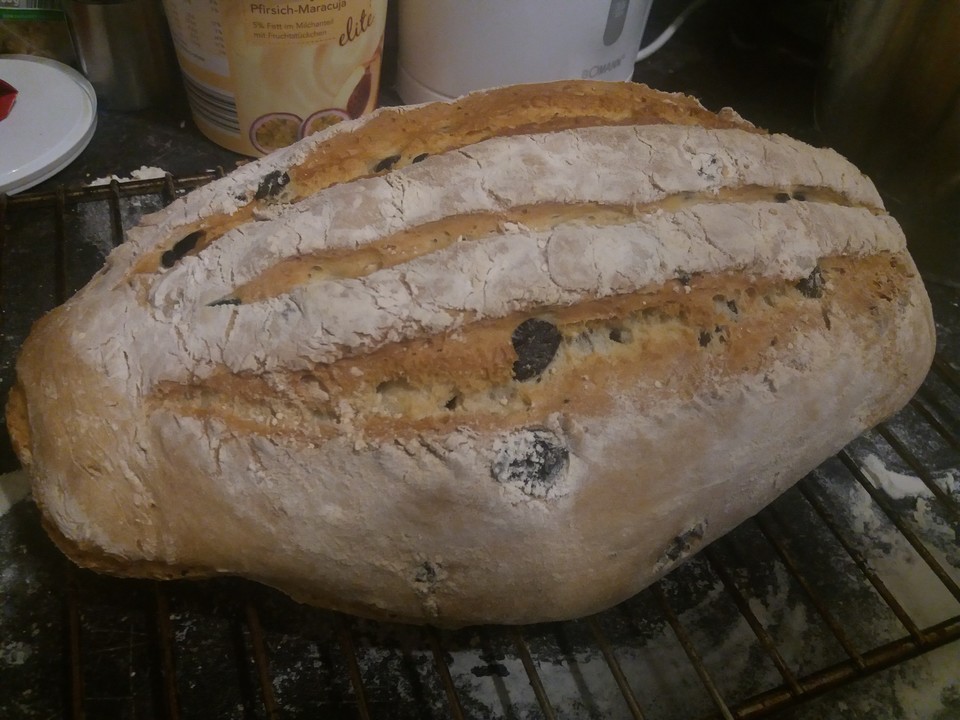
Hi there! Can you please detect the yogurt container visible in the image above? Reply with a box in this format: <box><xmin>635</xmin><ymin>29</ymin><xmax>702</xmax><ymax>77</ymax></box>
<box><xmin>162</xmin><ymin>0</ymin><xmax>387</xmax><ymax>156</ymax></box>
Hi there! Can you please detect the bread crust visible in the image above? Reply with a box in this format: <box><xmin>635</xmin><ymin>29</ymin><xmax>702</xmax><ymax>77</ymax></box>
<box><xmin>7</xmin><ymin>81</ymin><xmax>935</xmax><ymax>626</ymax></box>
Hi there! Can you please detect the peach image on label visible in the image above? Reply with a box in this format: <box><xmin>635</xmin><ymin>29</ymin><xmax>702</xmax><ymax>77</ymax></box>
<box><xmin>250</xmin><ymin>112</ymin><xmax>302</xmax><ymax>153</ymax></box>
<box><xmin>300</xmin><ymin>109</ymin><xmax>350</xmax><ymax>139</ymax></box>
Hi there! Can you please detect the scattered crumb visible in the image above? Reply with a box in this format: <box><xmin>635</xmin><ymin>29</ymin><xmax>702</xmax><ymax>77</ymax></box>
<box><xmin>85</xmin><ymin>166</ymin><xmax>168</xmax><ymax>186</ymax></box>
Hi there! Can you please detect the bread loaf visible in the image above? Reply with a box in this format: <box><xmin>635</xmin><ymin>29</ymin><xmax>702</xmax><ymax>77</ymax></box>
<box><xmin>6</xmin><ymin>80</ymin><xmax>935</xmax><ymax>626</ymax></box>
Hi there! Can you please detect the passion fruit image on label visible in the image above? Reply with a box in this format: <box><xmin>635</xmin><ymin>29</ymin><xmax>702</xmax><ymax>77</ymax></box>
<box><xmin>300</xmin><ymin>108</ymin><xmax>350</xmax><ymax>139</ymax></box>
<box><xmin>250</xmin><ymin>112</ymin><xmax>302</xmax><ymax>153</ymax></box>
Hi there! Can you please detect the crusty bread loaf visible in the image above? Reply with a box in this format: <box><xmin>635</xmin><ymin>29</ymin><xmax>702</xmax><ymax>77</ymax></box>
<box><xmin>6</xmin><ymin>80</ymin><xmax>935</xmax><ymax>626</ymax></box>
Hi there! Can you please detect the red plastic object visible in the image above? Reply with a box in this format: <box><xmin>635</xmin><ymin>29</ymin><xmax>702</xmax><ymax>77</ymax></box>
<box><xmin>0</xmin><ymin>79</ymin><xmax>17</xmax><ymax>121</ymax></box>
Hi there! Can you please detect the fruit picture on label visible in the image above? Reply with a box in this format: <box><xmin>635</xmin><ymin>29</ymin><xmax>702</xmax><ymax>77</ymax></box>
<box><xmin>250</xmin><ymin>112</ymin><xmax>302</xmax><ymax>153</ymax></box>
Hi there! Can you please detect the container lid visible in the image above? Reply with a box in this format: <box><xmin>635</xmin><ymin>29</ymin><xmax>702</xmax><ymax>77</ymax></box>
<box><xmin>0</xmin><ymin>54</ymin><xmax>97</xmax><ymax>195</ymax></box>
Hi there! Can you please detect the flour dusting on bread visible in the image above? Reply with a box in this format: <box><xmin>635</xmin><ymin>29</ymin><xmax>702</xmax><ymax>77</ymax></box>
<box><xmin>6</xmin><ymin>80</ymin><xmax>935</xmax><ymax>626</ymax></box>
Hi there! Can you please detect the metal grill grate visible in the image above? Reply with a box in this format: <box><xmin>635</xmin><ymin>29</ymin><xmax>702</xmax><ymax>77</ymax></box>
<box><xmin>1</xmin><ymin>177</ymin><xmax>959</xmax><ymax>720</ymax></box>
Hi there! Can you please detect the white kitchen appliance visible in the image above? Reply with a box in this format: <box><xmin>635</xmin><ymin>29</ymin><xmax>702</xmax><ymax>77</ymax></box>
<box><xmin>397</xmin><ymin>0</ymin><xmax>655</xmax><ymax>103</ymax></box>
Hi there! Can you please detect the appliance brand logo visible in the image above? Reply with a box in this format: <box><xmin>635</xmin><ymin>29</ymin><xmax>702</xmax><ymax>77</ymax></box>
<box><xmin>581</xmin><ymin>54</ymin><xmax>625</xmax><ymax>79</ymax></box>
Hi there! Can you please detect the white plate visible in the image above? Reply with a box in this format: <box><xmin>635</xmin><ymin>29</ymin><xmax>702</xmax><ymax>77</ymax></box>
<box><xmin>0</xmin><ymin>54</ymin><xmax>97</xmax><ymax>195</ymax></box>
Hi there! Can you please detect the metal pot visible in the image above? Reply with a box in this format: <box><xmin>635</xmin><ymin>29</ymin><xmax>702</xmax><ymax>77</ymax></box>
<box><xmin>817</xmin><ymin>0</ymin><xmax>959</xmax><ymax>204</ymax></box>
<box><xmin>817</xmin><ymin>0</ymin><xmax>959</xmax><ymax>278</ymax></box>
